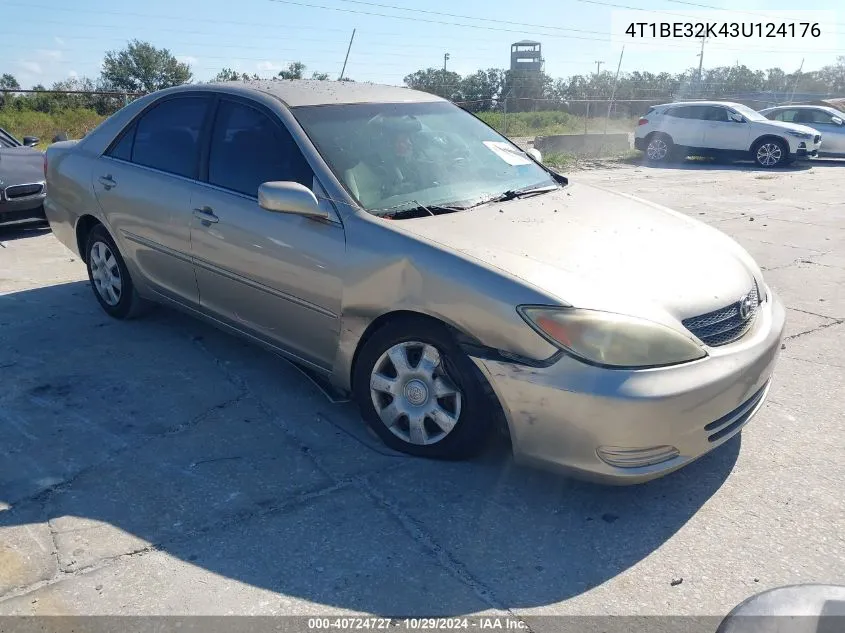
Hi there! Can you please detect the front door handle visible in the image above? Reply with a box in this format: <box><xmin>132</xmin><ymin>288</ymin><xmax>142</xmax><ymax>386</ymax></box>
<box><xmin>98</xmin><ymin>174</ymin><xmax>116</xmax><ymax>190</ymax></box>
<box><xmin>193</xmin><ymin>206</ymin><xmax>219</xmax><ymax>224</ymax></box>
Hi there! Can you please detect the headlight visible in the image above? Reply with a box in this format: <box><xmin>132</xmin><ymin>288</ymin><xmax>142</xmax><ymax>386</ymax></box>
<box><xmin>518</xmin><ymin>307</ymin><xmax>706</xmax><ymax>369</ymax></box>
<box><xmin>785</xmin><ymin>130</ymin><xmax>813</xmax><ymax>139</ymax></box>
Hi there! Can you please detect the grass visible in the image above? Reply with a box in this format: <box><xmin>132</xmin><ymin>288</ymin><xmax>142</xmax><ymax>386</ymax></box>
<box><xmin>542</xmin><ymin>148</ymin><xmax>643</xmax><ymax>171</ymax></box>
<box><xmin>478</xmin><ymin>110</ymin><xmax>638</xmax><ymax>137</ymax></box>
<box><xmin>0</xmin><ymin>107</ymin><xmax>637</xmax><ymax>156</ymax></box>
<box><xmin>0</xmin><ymin>108</ymin><xmax>104</xmax><ymax>148</ymax></box>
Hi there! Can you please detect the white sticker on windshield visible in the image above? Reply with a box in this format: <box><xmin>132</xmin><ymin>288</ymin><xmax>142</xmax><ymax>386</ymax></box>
<box><xmin>483</xmin><ymin>141</ymin><xmax>532</xmax><ymax>166</ymax></box>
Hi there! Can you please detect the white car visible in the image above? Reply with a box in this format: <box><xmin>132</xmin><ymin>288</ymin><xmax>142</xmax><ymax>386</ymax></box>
<box><xmin>635</xmin><ymin>101</ymin><xmax>822</xmax><ymax>167</ymax></box>
<box><xmin>759</xmin><ymin>105</ymin><xmax>845</xmax><ymax>158</ymax></box>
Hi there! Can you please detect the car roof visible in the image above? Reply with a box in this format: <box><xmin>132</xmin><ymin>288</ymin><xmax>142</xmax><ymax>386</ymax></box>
<box><xmin>760</xmin><ymin>104</ymin><xmax>839</xmax><ymax>112</ymax></box>
<box><xmin>653</xmin><ymin>101</ymin><xmax>745</xmax><ymax>109</ymax></box>
<box><xmin>162</xmin><ymin>79</ymin><xmax>445</xmax><ymax>108</ymax></box>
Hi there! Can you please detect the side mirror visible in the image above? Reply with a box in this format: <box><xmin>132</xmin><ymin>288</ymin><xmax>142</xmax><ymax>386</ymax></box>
<box><xmin>22</xmin><ymin>136</ymin><xmax>39</xmax><ymax>147</ymax></box>
<box><xmin>729</xmin><ymin>113</ymin><xmax>744</xmax><ymax>123</ymax></box>
<box><xmin>526</xmin><ymin>148</ymin><xmax>542</xmax><ymax>162</ymax></box>
<box><xmin>832</xmin><ymin>116</ymin><xmax>843</xmax><ymax>126</ymax></box>
<box><xmin>258</xmin><ymin>181</ymin><xmax>329</xmax><ymax>220</ymax></box>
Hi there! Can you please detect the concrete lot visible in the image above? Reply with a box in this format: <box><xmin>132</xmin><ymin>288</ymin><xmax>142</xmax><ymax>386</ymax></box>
<box><xmin>0</xmin><ymin>158</ymin><xmax>843</xmax><ymax>625</ymax></box>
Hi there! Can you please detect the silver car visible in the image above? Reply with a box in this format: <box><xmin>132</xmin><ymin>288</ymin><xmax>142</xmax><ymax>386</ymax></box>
<box><xmin>759</xmin><ymin>105</ymin><xmax>845</xmax><ymax>157</ymax></box>
<box><xmin>44</xmin><ymin>81</ymin><xmax>785</xmax><ymax>484</ymax></box>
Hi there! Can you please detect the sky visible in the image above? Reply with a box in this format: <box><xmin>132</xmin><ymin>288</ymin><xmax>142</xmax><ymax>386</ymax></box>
<box><xmin>0</xmin><ymin>0</ymin><xmax>842</xmax><ymax>90</ymax></box>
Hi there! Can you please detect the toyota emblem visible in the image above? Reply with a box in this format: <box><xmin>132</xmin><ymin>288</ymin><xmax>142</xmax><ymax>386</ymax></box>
<box><xmin>738</xmin><ymin>293</ymin><xmax>754</xmax><ymax>320</ymax></box>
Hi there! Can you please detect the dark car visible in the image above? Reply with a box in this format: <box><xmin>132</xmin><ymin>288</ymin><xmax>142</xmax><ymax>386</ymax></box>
<box><xmin>0</xmin><ymin>127</ymin><xmax>47</xmax><ymax>227</ymax></box>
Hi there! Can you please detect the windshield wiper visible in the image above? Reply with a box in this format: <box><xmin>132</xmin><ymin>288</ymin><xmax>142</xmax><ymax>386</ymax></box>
<box><xmin>467</xmin><ymin>184</ymin><xmax>560</xmax><ymax>209</ymax></box>
<box><xmin>376</xmin><ymin>200</ymin><xmax>464</xmax><ymax>219</ymax></box>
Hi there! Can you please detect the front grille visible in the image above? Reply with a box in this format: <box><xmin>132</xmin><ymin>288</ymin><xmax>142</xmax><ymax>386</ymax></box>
<box><xmin>814</xmin><ymin>134</ymin><xmax>821</xmax><ymax>144</ymax></box>
<box><xmin>682</xmin><ymin>282</ymin><xmax>760</xmax><ymax>347</ymax></box>
<box><xmin>5</xmin><ymin>183</ymin><xmax>44</xmax><ymax>199</ymax></box>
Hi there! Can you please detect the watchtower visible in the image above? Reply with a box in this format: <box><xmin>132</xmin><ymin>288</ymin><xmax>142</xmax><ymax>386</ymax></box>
<box><xmin>510</xmin><ymin>40</ymin><xmax>543</xmax><ymax>73</ymax></box>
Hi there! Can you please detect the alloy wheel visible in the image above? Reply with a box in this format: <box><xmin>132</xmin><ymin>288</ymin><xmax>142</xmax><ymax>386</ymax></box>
<box><xmin>89</xmin><ymin>241</ymin><xmax>122</xmax><ymax>306</ymax></box>
<box><xmin>646</xmin><ymin>138</ymin><xmax>668</xmax><ymax>161</ymax></box>
<box><xmin>369</xmin><ymin>341</ymin><xmax>463</xmax><ymax>446</ymax></box>
<box><xmin>756</xmin><ymin>143</ymin><xmax>782</xmax><ymax>167</ymax></box>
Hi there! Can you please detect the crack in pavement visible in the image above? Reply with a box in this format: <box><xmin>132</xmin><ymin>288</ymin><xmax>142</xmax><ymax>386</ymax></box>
<box><xmin>0</xmin><ymin>477</ymin><xmax>348</xmax><ymax>602</ymax></box>
<box><xmin>190</xmin><ymin>335</ymin><xmax>532</xmax><ymax>629</ymax></box>
<box><xmin>2</xmin><ymin>392</ymin><xmax>248</xmax><ymax>513</ymax></box>
<box><xmin>761</xmin><ymin>251</ymin><xmax>835</xmax><ymax>272</ymax></box>
<box><xmin>784</xmin><ymin>318</ymin><xmax>844</xmax><ymax>341</ymax></box>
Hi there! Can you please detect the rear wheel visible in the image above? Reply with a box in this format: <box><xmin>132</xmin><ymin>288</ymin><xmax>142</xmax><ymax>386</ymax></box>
<box><xmin>753</xmin><ymin>139</ymin><xmax>788</xmax><ymax>168</ymax></box>
<box><xmin>353</xmin><ymin>319</ymin><xmax>492</xmax><ymax>459</ymax></box>
<box><xmin>85</xmin><ymin>224</ymin><xmax>148</xmax><ymax>319</ymax></box>
<box><xmin>644</xmin><ymin>133</ymin><xmax>673</xmax><ymax>163</ymax></box>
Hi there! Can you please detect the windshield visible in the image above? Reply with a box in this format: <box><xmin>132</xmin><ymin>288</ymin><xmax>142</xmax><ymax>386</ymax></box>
<box><xmin>292</xmin><ymin>101</ymin><xmax>557</xmax><ymax>214</ymax></box>
<box><xmin>730</xmin><ymin>104</ymin><xmax>766</xmax><ymax>122</ymax></box>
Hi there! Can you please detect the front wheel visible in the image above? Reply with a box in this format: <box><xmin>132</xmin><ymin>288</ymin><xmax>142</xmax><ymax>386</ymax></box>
<box><xmin>754</xmin><ymin>139</ymin><xmax>788</xmax><ymax>168</ymax></box>
<box><xmin>353</xmin><ymin>319</ymin><xmax>493</xmax><ymax>459</ymax></box>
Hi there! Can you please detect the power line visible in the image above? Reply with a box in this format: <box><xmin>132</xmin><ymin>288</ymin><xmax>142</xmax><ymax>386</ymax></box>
<box><xmin>332</xmin><ymin>0</ymin><xmax>608</xmax><ymax>36</ymax></box>
<box><xmin>576</xmin><ymin>0</ymin><xmax>845</xmax><ymax>33</ymax></box>
<box><xmin>664</xmin><ymin>0</ymin><xmax>845</xmax><ymax>30</ymax></box>
<box><xmin>265</xmin><ymin>0</ymin><xmax>845</xmax><ymax>53</ymax></box>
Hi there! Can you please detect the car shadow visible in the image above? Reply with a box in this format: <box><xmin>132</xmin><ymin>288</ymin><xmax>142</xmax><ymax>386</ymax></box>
<box><xmin>0</xmin><ymin>281</ymin><xmax>741</xmax><ymax>615</ymax></box>
<box><xmin>637</xmin><ymin>157</ymin><xmax>814</xmax><ymax>172</ymax></box>
<box><xmin>0</xmin><ymin>222</ymin><xmax>51</xmax><ymax>242</ymax></box>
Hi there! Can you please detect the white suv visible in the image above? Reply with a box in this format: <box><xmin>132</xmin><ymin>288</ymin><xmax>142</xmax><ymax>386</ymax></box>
<box><xmin>634</xmin><ymin>101</ymin><xmax>822</xmax><ymax>167</ymax></box>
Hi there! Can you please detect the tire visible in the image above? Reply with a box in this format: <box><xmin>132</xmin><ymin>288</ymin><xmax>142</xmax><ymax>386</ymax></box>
<box><xmin>644</xmin><ymin>133</ymin><xmax>673</xmax><ymax>163</ymax></box>
<box><xmin>85</xmin><ymin>224</ymin><xmax>148</xmax><ymax>319</ymax></box>
<box><xmin>353</xmin><ymin>318</ymin><xmax>493</xmax><ymax>459</ymax></box>
<box><xmin>753</xmin><ymin>138</ymin><xmax>788</xmax><ymax>168</ymax></box>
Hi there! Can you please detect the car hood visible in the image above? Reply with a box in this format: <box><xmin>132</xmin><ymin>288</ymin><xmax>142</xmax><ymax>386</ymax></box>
<box><xmin>0</xmin><ymin>146</ymin><xmax>44</xmax><ymax>185</ymax></box>
<box><xmin>390</xmin><ymin>183</ymin><xmax>762</xmax><ymax>326</ymax></box>
<box><xmin>760</xmin><ymin>120</ymin><xmax>820</xmax><ymax>136</ymax></box>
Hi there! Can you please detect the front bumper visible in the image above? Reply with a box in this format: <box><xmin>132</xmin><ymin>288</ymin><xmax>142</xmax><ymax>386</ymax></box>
<box><xmin>471</xmin><ymin>290</ymin><xmax>786</xmax><ymax>484</ymax></box>
<box><xmin>0</xmin><ymin>196</ymin><xmax>47</xmax><ymax>226</ymax></box>
<box><xmin>791</xmin><ymin>137</ymin><xmax>822</xmax><ymax>159</ymax></box>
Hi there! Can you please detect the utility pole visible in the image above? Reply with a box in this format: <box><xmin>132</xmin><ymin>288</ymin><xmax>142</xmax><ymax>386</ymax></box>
<box><xmin>443</xmin><ymin>53</ymin><xmax>450</xmax><ymax>72</ymax></box>
<box><xmin>788</xmin><ymin>58</ymin><xmax>804</xmax><ymax>104</ymax></box>
<box><xmin>594</xmin><ymin>60</ymin><xmax>603</xmax><ymax>76</ymax></box>
<box><xmin>339</xmin><ymin>28</ymin><xmax>356</xmax><ymax>81</ymax></box>
<box><xmin>605</xmin><ymin>45</ymin><xmax>625</xmax><ymax>134</ymax></box>
<box><xmin>696</xmin><ymin>37</ymin><xmax>707</xmax><ymax>97</ymax></box>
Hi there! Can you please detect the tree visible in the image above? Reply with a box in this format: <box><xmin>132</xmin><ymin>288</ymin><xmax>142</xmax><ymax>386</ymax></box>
<box><xmin>278</xmin><ymin>62</ymin><xmax>306</xmax><ymax>80</ymax></box>
<box><xmin>0</xmin><ymin>73</ymin><xmax>20</xmax><ymax>108</ymax></box>
<box><xmin>458</xmin><ymin>68</ymin><xmax>504</xmax><ymax>112</ymax></box>
<box><xmin>213</xmin><ymin>67</ymin><xmax>241</xmax><ymax>82</ymax></box>
<box><xmin>1</xmin><ymin>73</ymin><xmax>20</xmax><ymax>90</ymax></box>
<box><xmin>403</xmin><ymin>68</ymin><xmax>462</xmax><ymax>100</ymax></box>
<box><xmin>817</xmin><ymin>56</ymin><xmax>845</xmax><ymax>93</ymax></box>
<box><xmin>101</xmin><ymin>40</ymin><xmax>192</xmax><ymax>93</ymax></box>
<box><xmin>212</xmin><ymin>67</ymin><xmax>259</xmax><ymax>82</ymax></box>
<box><xmin>311</xmin><ymin>71</ymin><xmax>330</xmax><ymax>81</ymax></box>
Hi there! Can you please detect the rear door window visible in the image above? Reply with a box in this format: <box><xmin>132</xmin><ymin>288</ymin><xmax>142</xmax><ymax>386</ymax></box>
<box><xmin>667</xmin><ymin>106</ymin><xmax>709</xmax><ymax>119</ymax></box>
<box><xmin>130</xmin><ymin>96</ymin><xmax>210</xmax><ymax>179</ymax></box>
<box><xmin>703</xmin><ymin>106</ymin><xmax>730</xmax><ymax>122</ymax></box>
<box><xmin>772</xmin><ymin>109</ymin><xmax>799</xmax><ymax>122</ymax></box>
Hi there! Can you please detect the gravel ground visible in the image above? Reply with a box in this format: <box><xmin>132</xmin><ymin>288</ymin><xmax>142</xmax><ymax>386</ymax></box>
<box><xmin>0</xmin><ymin>157</ymin><xmax>843</xmax><ymax>627</ymax></box>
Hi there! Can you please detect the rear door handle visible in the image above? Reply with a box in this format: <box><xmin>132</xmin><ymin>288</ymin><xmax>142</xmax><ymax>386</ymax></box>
<box><xmin>98</xmin><ymin>175</ymin><xmax>116</xmax><ymax>190</ymax></box>
<box><xmin>193</xmin><ymin>206</ymin><xmax>219</xmax><ymax>224</ymax></box>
